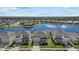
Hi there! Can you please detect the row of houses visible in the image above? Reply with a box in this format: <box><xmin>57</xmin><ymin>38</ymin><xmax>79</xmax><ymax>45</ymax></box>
<box><xmin>0</xmin><ymin>31</ymin><xmax>79</xmax><ymax>47</ymax></box>
<box><xmin>0</xmin><ymin>16</ymin><xmax>79</xmax><ymax>26</ymax></box>
<box><xmin>0</xmin><ymin>31</ymin><xmax>48</xmax><ymax>46</ymax></box>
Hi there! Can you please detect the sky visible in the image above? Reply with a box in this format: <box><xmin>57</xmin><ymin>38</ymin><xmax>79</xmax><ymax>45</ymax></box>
<box><xmin>0</xmin><ymin>7</ymin><xmax>79</xmax><ymax>16</ymax></box>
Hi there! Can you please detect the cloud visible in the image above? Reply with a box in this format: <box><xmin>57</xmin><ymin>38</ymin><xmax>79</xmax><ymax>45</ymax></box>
<box><xmin>0</xmin><ymin>7</ymin><xmax>78</xmax><ymax>16</ymax></box>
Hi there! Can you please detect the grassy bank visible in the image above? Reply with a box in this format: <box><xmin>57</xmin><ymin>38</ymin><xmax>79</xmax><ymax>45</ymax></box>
<box><xmin>0</xmin><ymin>25</ymin><xmax>34</xmax><ymax>28</ymax></box>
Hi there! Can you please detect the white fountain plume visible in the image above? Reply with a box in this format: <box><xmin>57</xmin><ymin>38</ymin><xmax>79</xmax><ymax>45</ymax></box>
<box><xmin>46</xmin><ymin>24</ymin><xmax>56</xmax><ymax>28</ymax></box>
<box><xmin>60</xmin><ymin>25</ymin><xmax>66</xmax><ymax>29</ymax></box>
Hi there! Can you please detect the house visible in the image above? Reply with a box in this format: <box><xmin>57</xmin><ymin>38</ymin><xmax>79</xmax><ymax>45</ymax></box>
<box><xmin>19</xmin><ymin>20</ymin><xmax>33</xmax><ymax>26</ymax></box>
<box><xmin>21</xmin><ymin>31</ymin><xmax>30</xmax><ymax>45</ymax></box>
<box><xmin>74</xmin><ymin>35</ymin><xmax>79</xmax><ymax>44</ymax></box>
<box><xmin>32</xmin><ymin>31</ymin><xmax>48</xmax><ymax>45</ymax></box>
<box><xmin>53</xmin><ymin>31</ymin><xmax>63</xmax><ymax>44</ymax></box>
<box><xmin>53</xmin><ymin>31</ymin><xmax>72</xmax><ymax>46</ymax></box>
<box><xmin>21</xmin><ymin>34</ymin><xmax>29</xmax><ymax>45</ymax></box>
<box><xmin>15</xmin><ymin>30</ymin><xmax>30</xmax><ymax>45</ymax></box>
<box><xmin>0</xmin><ymin>32</ymin><xmax>9</xmax><ymax>44</ymax></box>
<box><xmin>70</xmin><ymin>33</ymin><xmax>79</xmax><ymax>44</ymax></box>
<box><xmin>54</xmin><ymin>35</ymin><xmax>63</xmax><ymax>44</ymax></box>
<box><xmin>75</xmin><ymin>37</ymin><xmax>79</xmax><ymax>43</ymax></box>
<box><xmin>62</xmin><ymin>33</ymin><xmax>70</xmax><ymax>45</ymax></box>
<box><xmin>62</xmin><ymin>32</ymin><xmax>73</xmax><ymax>47</ymax></box>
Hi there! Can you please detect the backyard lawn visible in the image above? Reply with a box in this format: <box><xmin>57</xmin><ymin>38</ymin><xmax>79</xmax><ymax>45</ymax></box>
<box><xmin>74</xmin><ymin>44</ymin><xmax>79</xmax><ymax>49</ymax></box>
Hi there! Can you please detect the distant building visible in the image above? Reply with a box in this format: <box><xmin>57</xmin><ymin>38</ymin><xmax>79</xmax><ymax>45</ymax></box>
<box><xmin>19</xmin><ymin>20</ymin><xmax>33</xmax><ymax>26</ymax></box>
<box><xmin>0</xmin><ymin>16</ymin><xmax>79</xmax><ymax>25</ymax></box>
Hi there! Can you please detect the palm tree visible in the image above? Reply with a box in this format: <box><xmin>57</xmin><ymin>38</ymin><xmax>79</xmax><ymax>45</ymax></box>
<box><xmin>0</xmin><ymin>38</ymin><xmax>2</xmax><ymax>43</ymax></box>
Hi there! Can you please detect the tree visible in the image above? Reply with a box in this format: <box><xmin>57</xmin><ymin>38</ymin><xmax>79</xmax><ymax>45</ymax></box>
<box><xmin>0</xmin><ymin>38</ymin><xmax>2</xmax><ymax>43</ymax></box>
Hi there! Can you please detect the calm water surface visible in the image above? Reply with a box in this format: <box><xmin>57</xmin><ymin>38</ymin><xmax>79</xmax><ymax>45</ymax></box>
<box><xmin>0</xmin><ymin>24</ymin><xmax>79</xmax><ymax>32</ymax></box>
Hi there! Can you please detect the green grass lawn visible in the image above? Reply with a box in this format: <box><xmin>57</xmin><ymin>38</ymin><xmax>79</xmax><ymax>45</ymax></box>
<box><xmin>0</xmin><ymin>25</ymin><xmax>34</xmax><ymax>28</ymax></box>
<box><xmin>40</xmin><ymin>34</ymin><xmax>65</xmax><ymax>48</ymax></box>
<box><xmin>74</xmin><ymin>45</ymin><xmax>79</xmax><ymax>49</ymax></box>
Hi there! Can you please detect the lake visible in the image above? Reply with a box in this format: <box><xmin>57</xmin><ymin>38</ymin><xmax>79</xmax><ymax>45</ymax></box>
<box><xmin>0</xmin><ymin>24</ymin><xmax>79</xmax><ymax>32</ymax></box>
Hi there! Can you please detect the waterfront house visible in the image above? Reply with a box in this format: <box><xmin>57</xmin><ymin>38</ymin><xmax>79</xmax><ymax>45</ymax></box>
<box><xmin>70</xmin><ymin>33</ymin><xmax>79</xmax><ymax>44</ymax></box>
<box><xmin>62</xmin><ymin>33</ymin><xmax>70</xmax><ymax>45</ymax></box>
<box><xmin>32</xmin><ymin>31</ymin><xmax>48</xmax><ymax>45</ymax></box>
<box><xmin>16</xmin><ymin>30</ymin><xmax>30</xmax><ymax>45</ymax></box>
<box><xmin>74</xmin><ymin>33</ymin><xmax>79</xmax><ymax>44</ymax></box>
<box><xmin>0</xmin><ymin>32</ymin><xmax>9</xmax><ymax>44</ymax></box>
<box><xmin>53</xmin><ymin>31</ymin><xmax>63</xmax><ymax>44</ymax></box>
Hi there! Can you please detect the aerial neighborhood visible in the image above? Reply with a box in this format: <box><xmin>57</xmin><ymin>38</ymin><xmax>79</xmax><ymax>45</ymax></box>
<box><xmin>0</xmin><ymin>16</ymin><xmax>79</xmax><ymax>51</ymax></box>
<box><xmin>0</xmin><ymin>7</ymin><xmax>79</xmax><ymax>51</ymax></box>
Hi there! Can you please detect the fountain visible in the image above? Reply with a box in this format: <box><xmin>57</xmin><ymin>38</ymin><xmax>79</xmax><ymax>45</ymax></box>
<box><xmin>46</xmin><ymin>24</ymin><xmax>57</xmax><ymax>28</ymax></box>
<box><xmin>60</xmin><ymin>25</ymin><xmax>67</xmax><ymax>29</ymax></box>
